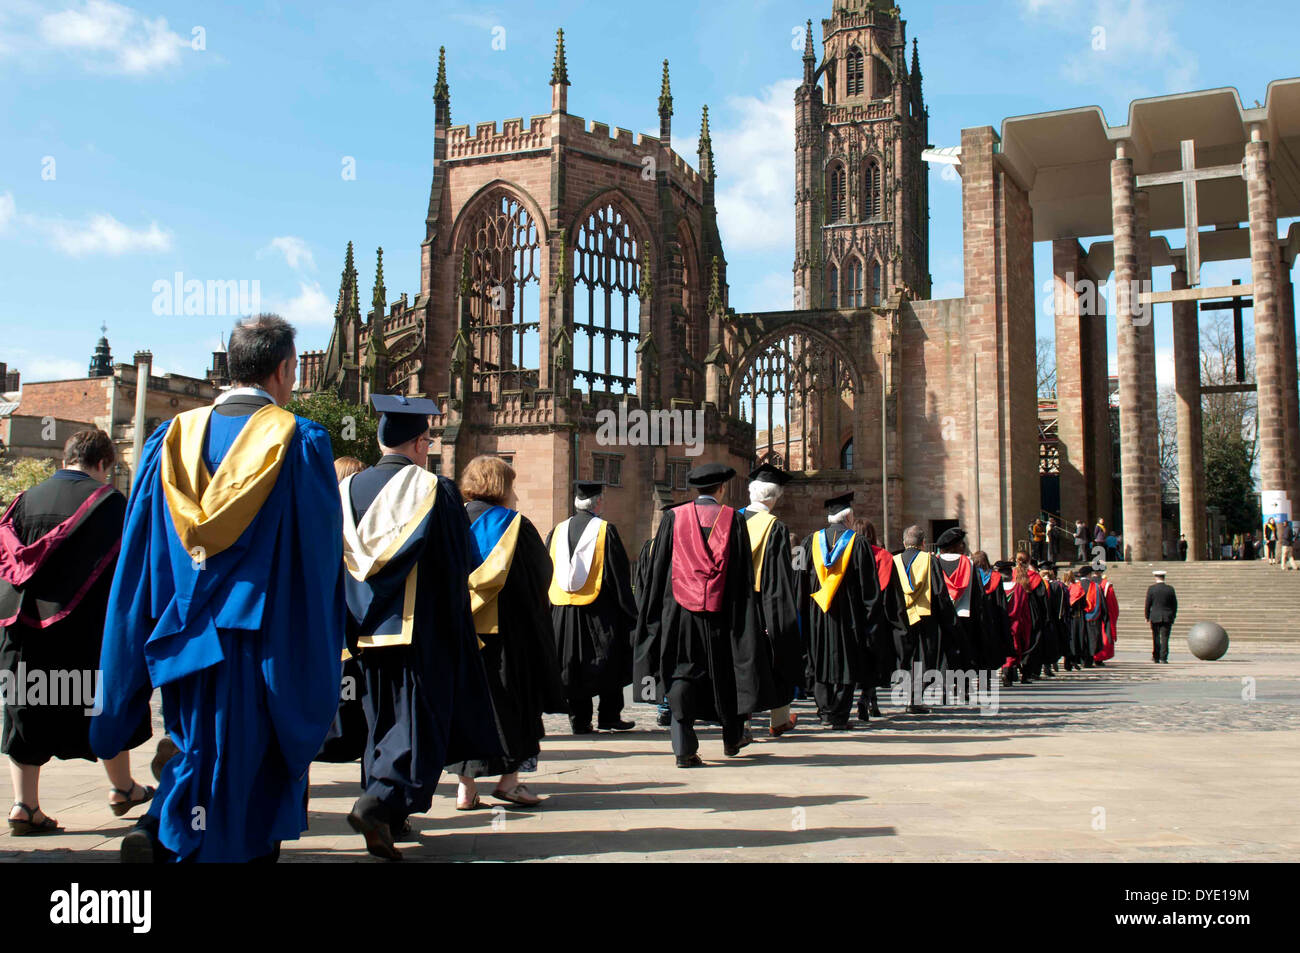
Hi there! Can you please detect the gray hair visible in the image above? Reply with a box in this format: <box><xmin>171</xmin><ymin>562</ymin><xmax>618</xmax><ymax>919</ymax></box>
<box><xmin>574</xmin><ymin>495</ymin><xmax>600</xmax><ymax>512</ymax></box>
<box><xmin>227</xmin><ymin>313</ymin><xmax>296</xmax><ymax>385</ymax></box>
<box><xmin>748</xmin><ymin>480</ymin><xmax>783</xmax><ymax>507</ymax></box>
<box><xmin>903</xmin><ymin>524</ymin><xmax>925</xmax><ymax>548</ymax></box>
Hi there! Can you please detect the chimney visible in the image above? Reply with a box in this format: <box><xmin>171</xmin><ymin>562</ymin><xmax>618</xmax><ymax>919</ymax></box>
<box><xmin>133</xmin><ymin>350</ymin><xmax>153</xmax><ymax>378</ymax></box>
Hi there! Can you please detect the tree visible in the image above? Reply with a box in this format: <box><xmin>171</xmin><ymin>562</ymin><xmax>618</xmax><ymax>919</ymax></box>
<box><xmin>285</xmin><ymin>391</ymin><xmax>381</xmax><ymax>466</ymax></box>
<box><xmin>1157</xmin><ymin>384</ymin><xmax>1178</xmax><ymax>501</ymax></box>
<box><xmin>1199</xmin><ymin>313</ymin><xmax>1260</xmax><ymax>534</ymax></box>
<box><xmin>1036</xmin><ymin>336</ymin><xmax>1057</xmax><ymax>399</ymax></box>
<box><xmin>0</xmin><ymin>453</ymin><xmax>55</xmax><ymax>509</ymax></box>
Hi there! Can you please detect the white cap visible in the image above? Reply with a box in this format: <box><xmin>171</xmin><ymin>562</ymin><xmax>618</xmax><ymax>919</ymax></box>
<box><xmin>1152</xmin><ymin>570</ymin><xmax>1166</xmax><ymax>577</ymax></box>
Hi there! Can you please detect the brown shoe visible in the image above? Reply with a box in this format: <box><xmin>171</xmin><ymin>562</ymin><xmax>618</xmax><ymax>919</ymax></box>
<box><xmin>150</xmin><ymin>736</ymin><xmax>180</xmax><ymax>782</ymax></box>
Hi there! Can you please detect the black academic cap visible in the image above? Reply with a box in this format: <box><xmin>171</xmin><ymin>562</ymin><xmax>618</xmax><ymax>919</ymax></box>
<box><xmin>824</xmin><ymin>492</ymin><xmax>853</xmax><ymax>514</ymax></box>
<box><xmin>935</xmin><ymin>526</ymin><xmax>966</xmax><ymax>548</ymax></box>
<box><xmin>1039</xmin><ymin>561</ymin><xmax>1057</xmax><ymax>572</ymax></box>
<box><xmin>686</xmin><ymin>462</ymin><xmax>735</xmax><ymax>489</ymax></box>
<box><xmin>1077</xmin><ymin>565</ymin><xmax>1094</xmax><ymax>576</ymax></box>
<box><xmin>993</xmin><ymin>559</ymin><xmax>1015</xmax><ymax>573</ymax></box>
<box><xmin>372</xmin><ymin>393</ymin><xmax>439</xmax><ymax>447</ymax></box>
<box><xmin>574</xmin><ymin>480</ymin><xmax>604</xmax><ymax>501</ymax></box>
<box><xmin>748</xmin><ymin>463</ymin><xmax>792</xmax><ymax>486</ymax></box>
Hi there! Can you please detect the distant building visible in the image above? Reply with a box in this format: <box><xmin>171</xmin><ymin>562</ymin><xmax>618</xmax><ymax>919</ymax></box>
<box><xmin>1</xmin><ymin>332</ymin><xmax>230</xmax><ymax>491</ymax></box>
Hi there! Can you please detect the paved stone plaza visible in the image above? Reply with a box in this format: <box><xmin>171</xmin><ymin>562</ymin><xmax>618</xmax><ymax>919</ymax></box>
<box><xmin>4</xmin><ymin>640</ymin><xmax>1297</xmax><ymax>863</ymax></box>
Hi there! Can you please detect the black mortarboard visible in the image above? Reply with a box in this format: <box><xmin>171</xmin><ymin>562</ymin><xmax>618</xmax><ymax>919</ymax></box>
<box><xmin>824</xmin><ymin>492</ymin><xmax>853</xmax><ymax>514</ymax></box>
<box><xmin>935</xmin><ymin>527</ymin><xmax>966</xmax><ymax>548</ymax></box>
<box><xmin>575</xmin><ymin>480</ymin><xmax>604</xmax><ymax>501</ymax></box>
<box><xmin>1077</xmin><ymin>565</ymin><xmax>1094</xmax><ymax>576</ymax></box>
<box><xmin>372</xmin><ymin>393</ymin><xmax>439</xmax><ymax>447</ymax></box>
<box><xmin>687</xmin><ymin>462</ymin><xmax>735</xmax><ymax>489</ymax></box>
<box><xmin>993</xmin><ymin>560</ymin><xmax>1015</xmax><ymax>573</ymax></box>
<box><xmin>748</xmin><ymin>463</ymin><xmax>792</xmax><ymax>486</ymax></box>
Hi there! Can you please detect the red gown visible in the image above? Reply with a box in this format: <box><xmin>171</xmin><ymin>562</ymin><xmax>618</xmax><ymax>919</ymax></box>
<box><xmin>1001</xmin><ymin>579</ymin><xmax>1032</xmax><ymax>669</ymax></box>
<box><xmin>1095</xmin><ymin>579</ymin><xmax>1119</xmax><ymax>661</ymax></box>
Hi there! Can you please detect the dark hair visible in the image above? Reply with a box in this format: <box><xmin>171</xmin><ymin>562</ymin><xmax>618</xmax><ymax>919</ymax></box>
<box><xmin>849</xmin><ymin>517</ymin><xmax>878</xmax><ymax>546</ymax></box>
<box><xmin>63</xmin><ymin>429</ymin><xmax>115</xmax><ymax>469</ymax></box>
<box><xmin>227</xmin><ymin>314</ymin><xmax>296</xmax><ymax>385</ymax></box>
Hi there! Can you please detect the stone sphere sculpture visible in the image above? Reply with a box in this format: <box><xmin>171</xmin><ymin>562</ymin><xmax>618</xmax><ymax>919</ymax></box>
<box><xmin>1187</xmin><ymin>621</ymin><xmax>1229</xmax><ymax>660</ymax></box>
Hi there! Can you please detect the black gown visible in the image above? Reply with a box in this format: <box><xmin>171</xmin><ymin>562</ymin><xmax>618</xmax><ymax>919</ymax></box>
<box><xmin>977</xmin><ymin>571</ymin><xmax>1013</xmax><ymax>670</ymax></box>
<box><xmin>343</xmin><ymin>456</ymin><xmax>502</xmax><ymax>822</ymax></box>
<box><xmin>742</xmin><ymin>510</ymin><xmax>804</xmax><ymax>709</ymax></box>
<box><xmin>936</xmin><ymin>554</ymin><xmax>983</xmax><ymax>672</ymax></box>
<box><xmin>798</xmin><ymin>526</ymin><xmax>880</xmax><ymax>690</ymax></box>
<box><xmin>448</xmin><ymin>500</ymin><xmax>566</xmax><ymax>778</ymax></box>
<box><xmin>546</xmin><ymin>513</ymin><xmax>636</xmax><ymax>708</ymax></box>
<box><xmin>632</xmin><ymin>503</ymin><xmax>774</xmax><ymax>723</ymax></box>
<box><xmin>0</xmin><ymin>470</ymin><xmax>151</xmax><ymax>764</ymax></box>
<box><xmin>893</xmin><ymin>549</ymin><xmax>958</xmax><ymax>674</ymax></box>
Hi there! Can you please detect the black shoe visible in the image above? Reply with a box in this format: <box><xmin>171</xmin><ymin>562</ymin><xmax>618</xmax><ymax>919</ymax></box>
<box><xmin>906</xmin><ymin>705</ymin><xmax>929</xmax><ymax>714</ymax></box>
<box><xmin>656</xmin><ymin>710</ymin><xmax>672</xmax><ymax>727</ymax></box>
<box><xmin>1041</xmin><ymin>667</ymin><xmax>1054</xmax><ymax>678</ymax></box>
<box><xmin>856</xmin><ymin>708</ymin><xmax>870</xmax><ymax>723</ymax></box>
<box><xmin>119</xmin><ymin>824</ymin><xmax>158</xmax><ymax>864</ymax></box>
<box><xmin>1095</xmin><ymin>660</ymin><xmax>1106</xmax><ymax>667</ymax></box>
<box><xmin>392</xmin><ymin>819</ymin><xmax>417</xmax><ymax>842</ymax></box>
<box><xmin>869</xmin><ymin>702</ymin><xmax>883</xmax><ymax>717</ymax></box>
<box><xmin>347</xmin><ymin>796</ymin><xmax>401</xmax><ymax>862</ymax></box>
<box><xmin>675</xmin><ymin>754</ymin><xmax>703</xmax><ymax>768</ymax></box>
<box><xmin>571</xmin><ymin>722</ymin><xmax>594</xmax><ymax>734</ymax></box>
<box><xmin>828</xmin><ymin>722</ymin><xmax>852</xmax><ymax>731</ymax></box>
<box><xmin>723</xmin><ymin>736</ymin><xmax>753</xmax><ymax>757</ymax></box>
<box><xmin>597</xmin><ymin>719</ymin><xmax>636</xmax><ymax>732</ymax></box>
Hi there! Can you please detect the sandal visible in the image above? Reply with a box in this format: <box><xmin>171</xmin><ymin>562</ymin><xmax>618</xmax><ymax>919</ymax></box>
<box><xmin>492</xmin><ymin>784</ymin><xmax>542</xmax><ymax>807</ymax></box>
<box><xmin>455</xmin><ymin>793</ymin><xmax>484</xmax><ymax>811</ymax></box>
<box><xmin>8</xmin><ymin>802</ymin><xmax>62</xmax><ymax>836</ymax></box>
<box><xmin>109</xmin><ymin>782</ymin><xmax>155</xmax><ymax>818</ymax></box>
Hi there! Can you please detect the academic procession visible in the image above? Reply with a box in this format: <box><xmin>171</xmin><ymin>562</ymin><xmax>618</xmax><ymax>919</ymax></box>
<box><xmin>0</xmin><ymin>314</ymin><xmax>1138</xmax><ymax>864</ymax></box>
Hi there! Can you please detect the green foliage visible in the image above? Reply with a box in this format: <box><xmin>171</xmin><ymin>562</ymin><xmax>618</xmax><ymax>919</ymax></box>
<box><xmin>285</xmin><ymin>391</ymin><xmax>380</xmax><ymax>466</ymax></box>
<box><xmin>0</xmin><ymin>453</ymin><xmax>56</xmax><ymax>508</ymax></box>
<box><xmin>1204</xmin><ymin>434</ymin><xmax>1260</xmax><ymax>534</ymax></box>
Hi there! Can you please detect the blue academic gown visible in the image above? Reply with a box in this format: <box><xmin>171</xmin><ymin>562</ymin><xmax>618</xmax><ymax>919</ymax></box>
<box><xmin>91</xmin><ymin>404</ymin><xmax>345</xmax><ymax>862</ymax></box>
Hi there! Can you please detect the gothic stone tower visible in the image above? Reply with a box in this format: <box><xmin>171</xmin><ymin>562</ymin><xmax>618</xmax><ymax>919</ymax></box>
<box><xmin>794</xmin><ymin>2</ymin><xmax>929</xmax><ymax>310</ymax></box>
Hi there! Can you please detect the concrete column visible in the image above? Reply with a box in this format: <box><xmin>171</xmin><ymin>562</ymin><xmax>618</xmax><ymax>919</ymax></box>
<box><xmin>1280</xmin><ymin>262</ymin><xmax>1300</xmax><ymax>513</ymax></box>
<box><xmin>1245</xmin><ymin>133</ymin><xmax>1290</xmax><ymax>510</ymax></box>
<box><xmin>1171</xmin><ymin>264</ymin><xmax>1205</xmax><ymax>560</ymax></box>
<box><xmin>1111</xmin><ymin>148</ymin><xmax>1161</xmax><ymax>560</ymax></box>
<box><xmin>1052</xmin><ymin>239</ymin><xmax>1090</xmax><ymax>526</ymax></box>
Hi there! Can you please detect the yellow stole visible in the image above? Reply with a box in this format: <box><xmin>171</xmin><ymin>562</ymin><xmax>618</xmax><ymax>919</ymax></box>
<box><xmin>160</xmin><ymin>404</ymin><xmax>297</xmax><ymax>560</ymax></box>
<box><xmin>548</xmin><ymin>518</ymin><xmax>607</xmax><ymax>606</ymax></box>
<box><xmin>811</xmin><ymin>529</ymin><xmax>856</xmax><ymax>613</ymax></box>
<box><xmin>893</xmin><ymin>551</ymin><xmax>933</xmax><ymax>625</ymax></box>
<box><xmin>468</xmin><ymin>513</ymin><xmax>522</xmax><ymax>635</ymax></box>
<box><xmin>745</xmin><ymin>510</ymin><xmax>777</xmax><ymax>593</ymax></box>
<box><xmin>340</xmin><ymin>467</ymin><xmax>438</xmax><ymax>654</ymax></box>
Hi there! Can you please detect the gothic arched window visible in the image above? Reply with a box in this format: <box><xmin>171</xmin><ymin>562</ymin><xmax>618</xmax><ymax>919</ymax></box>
<box><xmin>872</xmin><ymin>261</ymin><xmax>883</xmax><ymax>305</ymax></box>
<box><xmin>872</xmin><ymin>56</ymin><xmax>893</xmax><ymax>98</ymax></box>
<box><xmin>738</xmin><ymin>330</ymin><xmax>856</xmax><ymax>473</ymax></box>
<box><xmin>847</xmin><ymin>258</ymin><xmax>864</xmax><ymax>307</ymax></box>
<box><xmin>846</xmin><ymin>47</ymin><xmax>865</xmax><ymax>97</ymax></box>
<box><xmin>828</xmin><ymin>164</ymin><xmax>847</xmax><ymax>223</ymax></box>
<box><xmin>573</xmin><ymin>202</ymin><xmax>644</xmax><ymax>395</ymax></box>
<box><xmin>826</xmin><ymin>264</ymin><xmax>839</xmax><ymax>308</ymax></box>
<box><xmin>462</xmin><ymin>189</ymin><xmax>542</xmax><ymax>397</ymax></box>
<box><xmin>840</xmin><ymin>438</ymin><xmax>854</xmax><ymax>470</ymax></box>
<box><xmin>864</xmin><ymin>158</ymin><xmax>882</xmax><ymax>220</ymax></box>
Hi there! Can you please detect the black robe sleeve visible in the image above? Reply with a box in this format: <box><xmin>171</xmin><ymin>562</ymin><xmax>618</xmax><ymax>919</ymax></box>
<box><xmin>759</xmin><ymin>522</ymin><xmax>804</xmax><ymax>694</ymax></box>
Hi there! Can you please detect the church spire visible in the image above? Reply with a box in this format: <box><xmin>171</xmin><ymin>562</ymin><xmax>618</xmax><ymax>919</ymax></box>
<box><xmin>550</xmin><ymin>28</ymin><xmax>569</xmax><ymax>86</ymax></box>
<box><xmin>372</xmin><ymin>247</ymin><xmax>386</xmax><ymax>316</ymax></box>
<box><xmin>658</xmin><ymin>59</ymin><xmax>672</xmax><ymax>117</ymax></box>
<box><xmin>802</xmin><ymin>19</ymin><xmax>816</xmax><ymax>85</ymax></box>
<box><xmin>697</xmin><ymin>105</ymin><xmax>714</xmax><ymax>183</ymax></box>
<box><xmin>433</xmin><ymin>46</ymin><xmax>450</xmax><ymax>125</ymax></box>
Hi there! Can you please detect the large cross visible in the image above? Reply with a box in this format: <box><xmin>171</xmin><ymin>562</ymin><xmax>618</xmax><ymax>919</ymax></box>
<box><xmin>1135</xmin><ymin>139</ymin><xmax>1245</xmax><ymax>286</ymax></box>
<box><xmin>1200</xmin><ymin>278</ymin><xmax>1252</xmax><ymax>384</ymax></box>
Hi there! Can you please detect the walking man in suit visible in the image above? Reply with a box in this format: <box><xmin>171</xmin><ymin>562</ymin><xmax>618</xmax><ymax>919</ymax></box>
<box><xmin>1144</xmin><ymin>569</ymin><xmax>1177</xmax><ymax>664</ymax></box>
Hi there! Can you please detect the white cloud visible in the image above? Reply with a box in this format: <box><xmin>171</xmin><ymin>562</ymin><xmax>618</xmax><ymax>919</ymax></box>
<box><xmin>701</xmin><ymin>78</ymin><xmax>800</xmax><ymax>254</ymax></box>
<box><xmin>1026</xmin><ymin>0</ymin><xmax>1198</xmax><ymax>96</ymax></box>
<box><xmin>44</xmin><ymin>212</ymin><xmax>171</xmax><ymax>256</ymax></box>
<box><xmin>272</xmin><ymin>281</ymin><xmax>332</xmax><ymax>326</ymax></box>
<box><xmin>0</xmin><ymin>191</ymin><xmax>15</xmax><ymax>231</ymax></box>
<box><xmin>2</xmin><ymin>0</ymin><xmax>189</xmax><ymax>74</ymax></box>
<box><xmin>260</xmin><ymin>236</ymin><xmax>316</xmax><ymax>271</ymax></box>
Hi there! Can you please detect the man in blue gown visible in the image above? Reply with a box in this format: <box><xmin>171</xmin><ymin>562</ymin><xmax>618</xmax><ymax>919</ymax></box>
<box><xmin>92</xmin><ymin>314</ymin><xmax>345</xmax><ymax>863</ymax></box>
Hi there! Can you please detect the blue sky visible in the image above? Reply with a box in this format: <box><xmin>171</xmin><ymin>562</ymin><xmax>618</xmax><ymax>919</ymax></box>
<box><xmin>1</xmin><ymin>0</ymin><xmax>1297</xmax><ymax>388</ymax></box>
